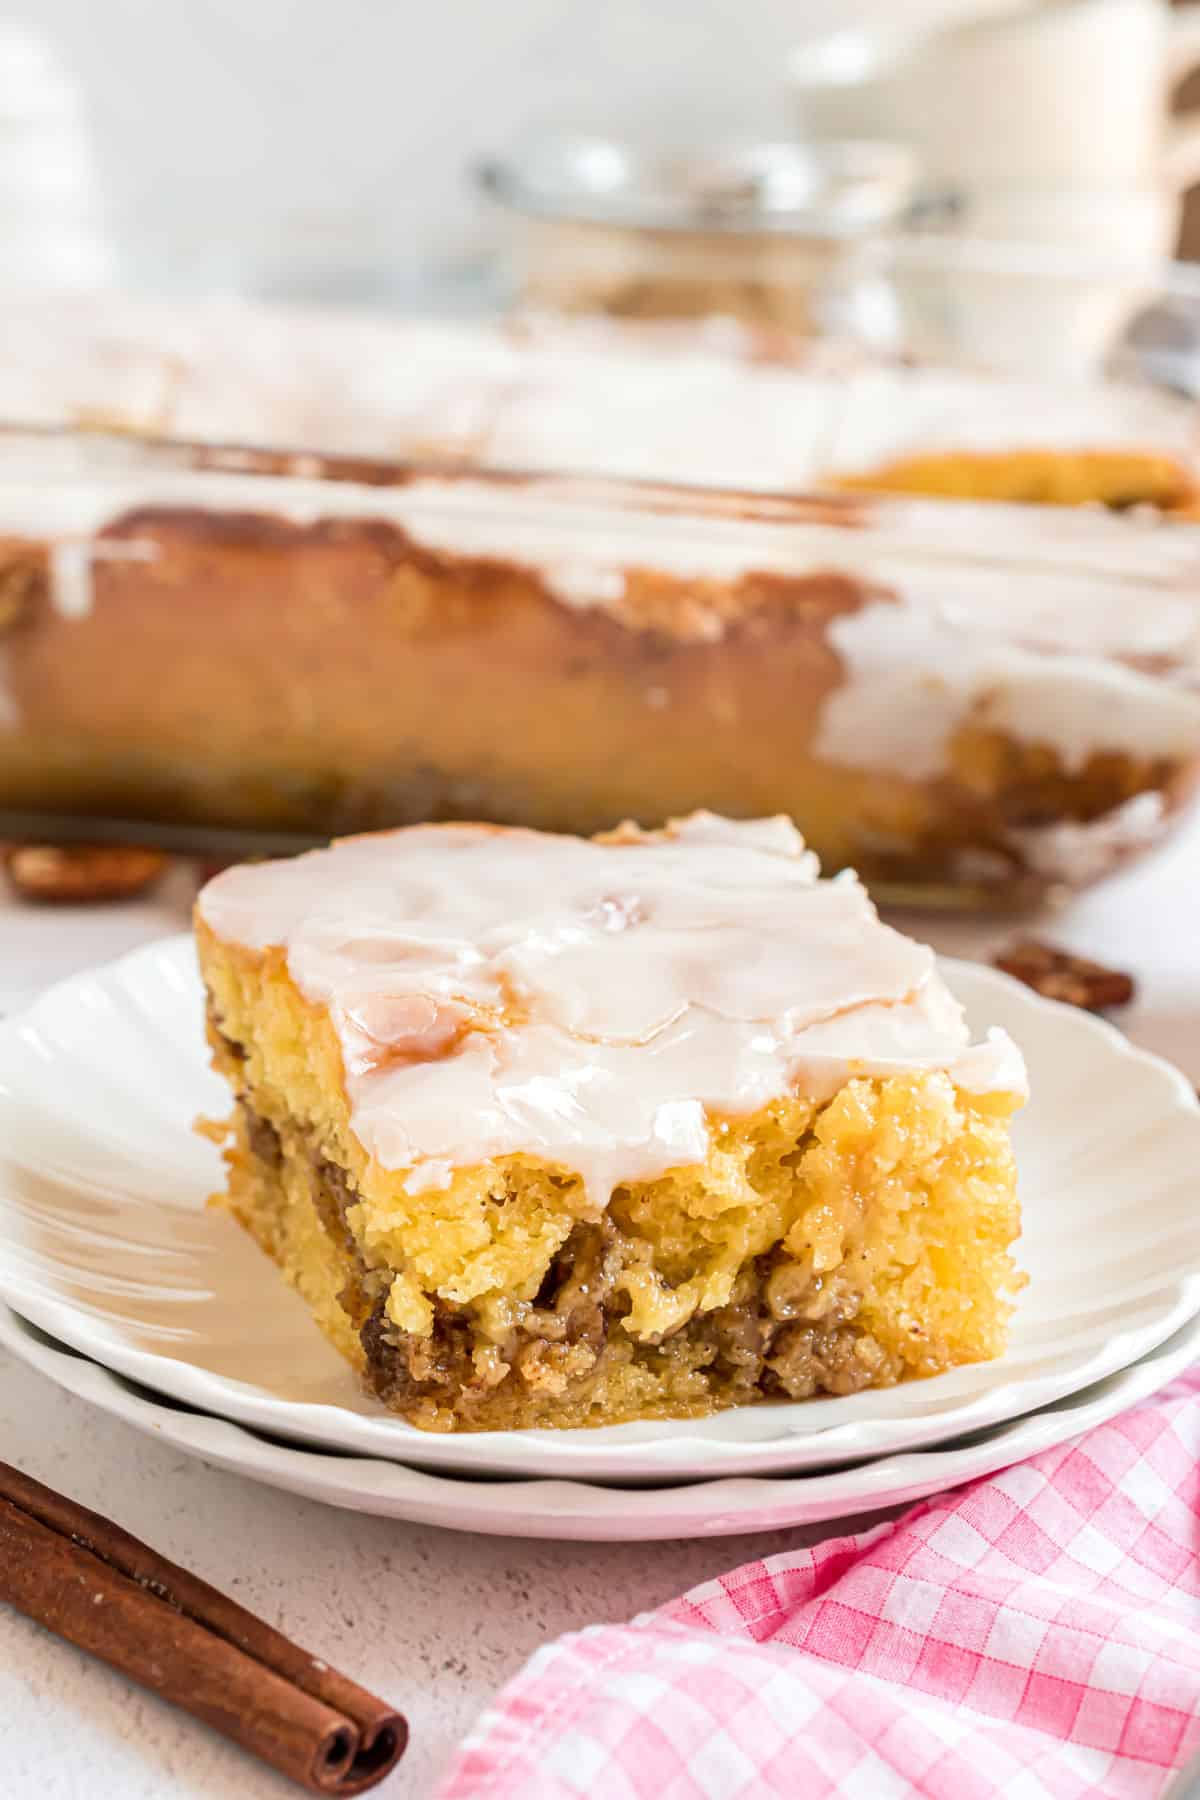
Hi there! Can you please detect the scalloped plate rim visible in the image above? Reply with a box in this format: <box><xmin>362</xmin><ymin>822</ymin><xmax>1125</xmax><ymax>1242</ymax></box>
<box><xmin>3</xmin><ymin>1300</ymin><xmax>1199</xmax><ymax>1540</ymax></box>
<box><xmin>0</xmin><ymin>933</ymin><xmax>1197</xmax><ymax>1482</ymax></box>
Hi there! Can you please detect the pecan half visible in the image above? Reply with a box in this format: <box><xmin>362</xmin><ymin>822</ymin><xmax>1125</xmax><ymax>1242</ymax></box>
<box><xmin>993</xmin><ymin>938</ymin><xmax>1135</xmax><ymax>1011</ymax></box>
<box><xmin>5</xmin><ymin>844</ymin><xmax>170</xmax><ymax>904</ymax></box>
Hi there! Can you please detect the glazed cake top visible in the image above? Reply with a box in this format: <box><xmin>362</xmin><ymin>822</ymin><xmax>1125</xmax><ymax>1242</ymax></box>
<box><xmin>198</xmin><ymin>813</ymin><xmax>1026</xmax><ymax>1200</ymax></box>
<box><xmin>2</xmin><ymin>291</ymin><xmax>1194</xmax><ymax>475</ymax></box>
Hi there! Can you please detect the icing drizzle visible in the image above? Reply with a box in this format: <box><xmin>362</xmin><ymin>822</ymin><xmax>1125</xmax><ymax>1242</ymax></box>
<box><xmin>199</xmin><ymin>813</ymin><xmax>1026</xmax><ymax>1203</ymax></box>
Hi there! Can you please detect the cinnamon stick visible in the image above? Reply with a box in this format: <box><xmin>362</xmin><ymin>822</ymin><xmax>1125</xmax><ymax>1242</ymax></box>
<box><xmin>0</xmin><ymin>1460</ymin><xmax>405</xmax><ymax>1793</ymax></box>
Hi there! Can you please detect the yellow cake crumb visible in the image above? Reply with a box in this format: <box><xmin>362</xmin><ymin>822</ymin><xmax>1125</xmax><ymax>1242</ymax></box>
<box><xmin>200</xmin><ymin>914</ymin><xmax>1023</xmax><ymax>1431</ymax></box>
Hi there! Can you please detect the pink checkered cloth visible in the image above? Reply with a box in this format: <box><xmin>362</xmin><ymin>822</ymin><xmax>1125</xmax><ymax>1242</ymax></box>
<box><xmin>437</xmin><ymin>1368</ymin><xmax>1200</xmax><ymax>1799</ymax></box>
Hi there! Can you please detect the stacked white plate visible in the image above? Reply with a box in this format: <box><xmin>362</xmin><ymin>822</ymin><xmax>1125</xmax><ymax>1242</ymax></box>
<box><xmin>0</xmin><ymin>936</ymin><xmax>1197</xmax><ymax>1541</ymax></box>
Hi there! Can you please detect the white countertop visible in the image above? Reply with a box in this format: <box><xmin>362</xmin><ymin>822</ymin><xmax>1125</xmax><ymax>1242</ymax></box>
<box><xmin>1</xmin><ymin>820</ymin><xmax>1196</xmax><ymax>1800</ymax></box>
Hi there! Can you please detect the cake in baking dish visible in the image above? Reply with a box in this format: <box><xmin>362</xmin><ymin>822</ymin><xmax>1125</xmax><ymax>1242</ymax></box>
<box><xmin>0</xmin><ymin>300</ymin><xmax>1198</xmax><ymax>908</ymax></box>
<box><xmin>196</xmin><ymin>812</ymin><xmax>1027</xmax><ymax>1433</ymax></box>
<box><xmin>2</xmin><ymin>443</ymin><xmax>1199</xmax><ymax>906</ymax></box>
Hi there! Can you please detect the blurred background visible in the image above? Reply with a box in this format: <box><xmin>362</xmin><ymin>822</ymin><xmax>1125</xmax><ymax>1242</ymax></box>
<box><xmin>2</xmin><ymin>0</ymin><xmax>1200</xmax><ymax>915</ymax></box>
<box><xmin>5</xmin><ymin>0</ymin><xmax>1200</xmax><ymax>304</ymax></box>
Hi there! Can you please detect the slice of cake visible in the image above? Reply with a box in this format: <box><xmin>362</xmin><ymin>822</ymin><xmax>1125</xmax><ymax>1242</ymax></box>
<box><xmin>196</xmin><ymin>813</ymin><xmax>1026</xmax><ymax>1433</ymax></box>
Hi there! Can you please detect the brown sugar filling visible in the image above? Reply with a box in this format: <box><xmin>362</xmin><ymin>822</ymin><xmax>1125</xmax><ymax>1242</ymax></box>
<box><xmin>233</xmin><ymin>1100</ymin><xmax>902</xmax><ymax>1430</ymax></box>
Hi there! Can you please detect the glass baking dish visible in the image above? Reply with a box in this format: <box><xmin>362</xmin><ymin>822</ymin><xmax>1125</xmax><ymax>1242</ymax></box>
<box><xmin>0</xmin><ymin>425</ymin><xmax>1196</xmax><ymax>909</ymax></box>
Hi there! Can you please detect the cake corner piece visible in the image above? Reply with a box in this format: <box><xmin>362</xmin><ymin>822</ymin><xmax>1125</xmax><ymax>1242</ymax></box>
<box><xmin>195</xmin><ymin>812</ymin><xmax>1026</xmax><ymax>1433</ymax></box>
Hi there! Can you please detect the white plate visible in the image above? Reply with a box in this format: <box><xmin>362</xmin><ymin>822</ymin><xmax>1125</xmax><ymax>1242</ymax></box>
<box><xmin>0</xmin><ymin>935</ymin><xmax>1197</xmax><ymax>1483</ymax></box>
<box><xmin>4</xmin><ymin>1300</ymin><xmax>1199</xmax><ymax>1541</ymax></box>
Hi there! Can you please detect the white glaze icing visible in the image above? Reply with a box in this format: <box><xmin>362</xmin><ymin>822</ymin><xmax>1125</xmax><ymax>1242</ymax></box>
<box><xmin>0</xmin><ymin>293</ymin><xmax>1193</xmax><ymax>483</ymax></box>
<box><xmin>828</xmin><ymin>363</ymin><xmax>1200</xmax><ymax>468</ymax></box>
<box><xmin>46</xmin><ymin>537</ymin><xmax>159</xmax><ymax>621</ymax></box>
<box><xmin>817</xmin><ymin>563</ymin><xmax>1200</xmax><ymax>779</ymax></box>
<box><xmin>199</xmin><ymin>813</ymin><xmax>1026</xmax><ymax>1203</ymax></box>
<box><xmin>482</xmin><ymin>343</ymin><xmax>849</xmax><ymax>490</ymax></box>
<box><xmin>540</xmin><ymin>561</ymin><xmax>627</xmax><ymax>608</ymax></box>
<box><xmin>47</xmin><ymin>541</ymin><xmax>95</xmax><ymax>621</ymax></box>
<box><xmin>1007</xmin><ymin>792</ymin><xmax>1170</xmax><ymax>887</ymax></box>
